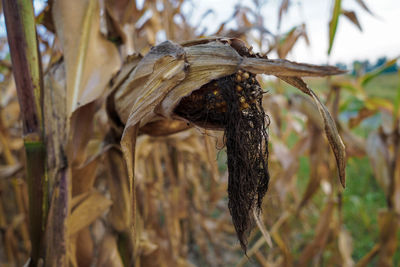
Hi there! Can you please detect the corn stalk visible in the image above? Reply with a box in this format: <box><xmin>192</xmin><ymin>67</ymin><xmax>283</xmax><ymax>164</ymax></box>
<box><xmin>3</xmin><ymin>0</ymin><xmax>47</xmax><ymax>265</ymax></box>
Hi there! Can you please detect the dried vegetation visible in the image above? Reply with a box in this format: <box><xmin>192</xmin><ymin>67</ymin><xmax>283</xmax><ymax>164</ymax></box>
<box><xmin>0</xmin><ymin>0</ymin><xmax>399</xmax><ymax>266</ymax></box>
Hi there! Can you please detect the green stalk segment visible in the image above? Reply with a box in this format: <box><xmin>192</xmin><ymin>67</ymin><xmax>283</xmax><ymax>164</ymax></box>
<box><xmin>3</xmin><ymin>0</ymin><xmax>48</xmax><ymax>265</ymax></box>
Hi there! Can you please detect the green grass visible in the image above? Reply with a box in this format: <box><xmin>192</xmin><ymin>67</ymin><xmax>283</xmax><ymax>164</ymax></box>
<box><xmin>342</xmin><ymin>158</ymin><xmax>387</xmax><ymax>263</ymax></box>
<box><xmin>364</xmin><ymin>73</ymin><xmax>399</xmax><ymax>99</ymax></box>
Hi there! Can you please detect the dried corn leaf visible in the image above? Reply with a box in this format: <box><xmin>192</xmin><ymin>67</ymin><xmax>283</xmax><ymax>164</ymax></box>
<box><xmin>298</xmin><ymin>125</ymin><xmax>326</xmax><ymax>209</ymax></box>
<box><xmin>298</xmin><ymin>200</ymin><xmax>335</xmax><ymax>266</ymax></box>
<box><xmin>71</xmin><ymin>155</ymin><xmax>99</xmax><ymax>196</ymax></box>
<box><xmin>0</xmin><ymin>164</ymin><xmax>22</xmax><ymax>179</ymax></box>
<box><xmin>253</xmin><ymin>209</ymin><xmax>273</xmax><ymax>248</ymax></box>
<box><xmin>69</xmin><ymin>191</ymin><xmax>112</xmax><ymax>235</ymax></box>
<box><xmin>356</xmin><ymin>244</ymin><xmax>380</xmax><ymax>267</ymax></box>
<box><xmin>342</xmin><ymin>10</ymin><xmax>362</xmax><ymax>31</ymax></box>
<box><xmin>105</xmin><ymin>147</ymin><xmax>131</xmax><ymax>232</ymax></box>
<box><xmin>366</xmin><ymin>132</ymin><xmax>391</xmax><ymax>196</ymax></box>
<box><xmin>340</xmin><ymin>126</ymin><xmax>366</xmax><ymax>157</ymax></box>
<box><xmin>377</xmin><ymin>211</ymin><xmax>398</xmax><ymax>266</ymax></box>
<box><xmin>75</xmin><ymin>228</ymin><xmax>93</xmax><ymax>267</ymax></box>
<box><xmin>355</xmin><ymin>0</ymin><xmax>374</xmax><ymax>16</ymax></box>
<box><xmin>240</xmin><ymin>57</ymin><xmax>344</xmax><ymax>77</ymax></box>
<box><xmin>96</xmin><ymin>234</ymin><xmax>124</xmax><ymax>267</ymax></box>
<box><xmin>279</xmin><ymin>76</ymin><xmax>346</xmax><ymax>187</ymax></box>
<box><xmin>115</xmin><ymin>41</ymin><xmax>187</xmax><ymax>125</ymax></box>
<box><xmin>53</xmin><ymin>0</ymin><xmax>121</xmax><ymax>116</ymax></box>
<box><xmin>278</xmin><ymin>0</ymin><xmax>290</xmax><ymax>29</ymax></box>
<box><xmin>310</xmin><ymin>91</ymin><xmax>346</xmax><ymax>188</ymax></box>
<box><xmin>277</xmin><ymin>24</ymin><xmax>308</xmax><ymax>59</ymax></box>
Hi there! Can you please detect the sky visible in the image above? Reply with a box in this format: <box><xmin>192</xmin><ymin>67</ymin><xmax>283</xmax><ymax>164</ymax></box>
<box><xmin>183</xmin><ymin>0</ymin><xmax>400</xmax><ymax>65</ymax></box>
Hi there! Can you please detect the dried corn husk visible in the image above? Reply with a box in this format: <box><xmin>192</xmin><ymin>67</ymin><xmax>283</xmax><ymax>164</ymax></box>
<box><xmin>106</xmin><ymin>37</ymin><xmax>347</xmax><ymax>252</ymax></box>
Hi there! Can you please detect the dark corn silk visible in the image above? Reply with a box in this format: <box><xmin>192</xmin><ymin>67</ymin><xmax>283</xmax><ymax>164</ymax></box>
<box><xmin>175</xmin><ymin>69</ymin><xmax>270</xmax><ymax>252</ymax></box>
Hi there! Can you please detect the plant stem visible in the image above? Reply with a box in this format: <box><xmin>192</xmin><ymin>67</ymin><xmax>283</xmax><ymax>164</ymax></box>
<box><xmin>3</xmin><ymin>0</ymin><xmax>48</xmax><ymax>265</ymax></box>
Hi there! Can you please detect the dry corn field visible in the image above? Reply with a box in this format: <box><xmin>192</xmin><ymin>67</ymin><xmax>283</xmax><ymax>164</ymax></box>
<box><xmin>0</xmin><ymin>0</ymin><xmax>399</xmax><ymax>266</ymax></box>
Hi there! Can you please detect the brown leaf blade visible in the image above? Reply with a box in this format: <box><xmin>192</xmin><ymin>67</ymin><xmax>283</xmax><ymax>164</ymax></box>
<box><xmin>298</xmin><ymin>200</ymin><xmax>335</xmax><ymax>266</ymax></box>
<box><xmin>241</xmin><ymin>58</ymin><xmax>346</xmax><ymax>77</ymax></box>
<box><xmin>309</xmin><ymin>90</ymin><xmax>346</xmax><ymax>187</ymax></box>
<box><xmin>278</xmin><ymin>0</ymin><xmax>290</xmax><ymax>29</ymax></box>
<box><xmin>116</xmin><ymin>41</ymin><xmax>188</xmax><ymax>252</ymax></box>
<box><xmin>366</xmin><ymin>132</ymin><xmax>391</xmax><ymax>195</ymax></box>
<box><xmin>53</xmin><ymin>0</ymin><xmax>121</xmax><ymax>116</ymax></box>
<box><xmin>338</xmin><ymin>229</ymin><xmax>355</xmax><ymax>267</ymax></box>
<box><xmin>342</xmin><ymin>10</ymin><xmax>362</xmax><ymax>31</ymax></box>
<box><xmin>68</xmin><ymin>191</ymin><xmax>112</xmax><ymax>235</ymax></box>
<box><xmin>279</xmin><ymin>76</ymin><xmax>346</xmax><ymax>187</ymax></box>
<box><xmin>355</xmin><ymin>0</ymin><xmax>374</xmax><ymax>15</ymax></box>
<box><xmin>97</xmin><ymin>234</ymin><xmax>124</xmax><ymax>267</ymax></box>
<box><xmin>377</xmin><ymin>211</ymin><xmax>399</xmax><ymax>266</ymax></box>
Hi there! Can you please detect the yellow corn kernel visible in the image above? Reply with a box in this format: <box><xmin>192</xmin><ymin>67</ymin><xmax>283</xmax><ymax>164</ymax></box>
<box><xmin>241</xmin><ymin>102</ymin><xmax>250</xmax><ymax>109</ymax></box>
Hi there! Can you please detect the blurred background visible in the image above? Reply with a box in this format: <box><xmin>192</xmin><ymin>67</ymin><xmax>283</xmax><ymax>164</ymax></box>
<box><xmin>0</xmin><ymin>0</ymin><xmax>399</xmax><ymax>266</ymax></box>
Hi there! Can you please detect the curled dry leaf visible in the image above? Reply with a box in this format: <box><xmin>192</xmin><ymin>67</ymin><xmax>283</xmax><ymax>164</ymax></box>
<box><xmin>107</xmin><ymin>37</ymin><xmax>345</xmax><ymax>252</ymax></box>
<box><xmin>279</xmin><ymin>76</ymin><xmax>346</xmax><ymax>187</ymax></box>
<box><xmin>309</xmin><ymin>90</ymin><xmax>346</xmax><ymax>187</ymax></box>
